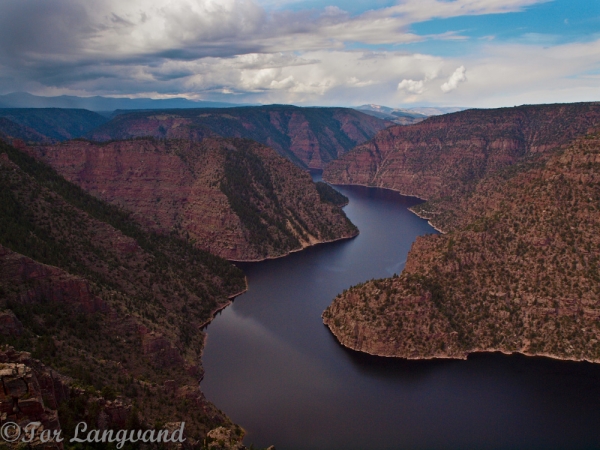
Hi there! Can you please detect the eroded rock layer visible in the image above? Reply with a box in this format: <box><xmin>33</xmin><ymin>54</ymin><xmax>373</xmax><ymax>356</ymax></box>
<box><xmin>0</xmin><ymin>141</ymin><xmax>247</xmax><ymax>443</ymax></box>
<box><xmin>27</xmin><ymin>138</ymin><xmax>357</xmax><ymax>261</ymax></box>
<box><xmin>87</xmin><ymin>106</ymin><xmax>392</xmax><ymax>169</ymax></box>
<box><xmin>324</xmin><ymin>103</ymin><xmax>600</xmax><ymax>200</ymax></box>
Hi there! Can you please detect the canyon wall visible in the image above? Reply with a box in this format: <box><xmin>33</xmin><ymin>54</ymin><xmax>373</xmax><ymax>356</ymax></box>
<box><xmin>87</xmin><ymin>106</ymin><xmax>392</xmax><ymax>169</ymax></box>
<box><xmin>324</xmin><ymin>104</ymin><xmax>600</xmax><ymax>363</ymax></box>
<box><xmin>324</xmin><ymin>103</ymin><xmax>600</xmax><ymax>203</ymax></box>
<box><xmin>28</xmin><ymin>138</ymin><xmax>357</xmax><ymax>261</ymax></box>
<box><xmin>0</xmin><ymin>142</ymin><xmax>248</xmax><ymax>443</ymax></box>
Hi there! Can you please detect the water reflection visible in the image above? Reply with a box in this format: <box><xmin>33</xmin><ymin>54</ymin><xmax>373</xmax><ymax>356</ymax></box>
<box><xmin>202</xmin><ymin>183</ymin><xmax>600</xmax><ymax>450</ymax></box>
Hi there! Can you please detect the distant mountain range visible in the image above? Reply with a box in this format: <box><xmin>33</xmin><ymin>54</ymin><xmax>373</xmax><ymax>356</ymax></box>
<box><xmin>0</xmin><ymin>92</ymin><xmax>253</xmax><ymax>112</ymax></box>
<box><xmin>355</xmin><ymin>104</ymin><xmax>468</xmax><ymax>125</ymax></box>
<box><xmin>0</xmin><ymin>108</ymin><xmax>107</xmax><ymax>142</ymax></box>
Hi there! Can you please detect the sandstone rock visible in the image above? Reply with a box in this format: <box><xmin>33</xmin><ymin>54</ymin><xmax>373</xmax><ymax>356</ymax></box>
<box><xmin>0</xmin><ymin>349</ymin><xmax>64</xmax><ymax>448</ymax></box>
<box><xmin>142</xmin><ymin>333</ymin><xmax>184</xmax><ymax>368</ymax></box>
<box><xmin>86</xmin><ymin>106</ymin><xmax>391</xmax><ymax>169</ymax></box>
<box><xmin>28</xmin><ymin>137</ymin><xmax>358</xmax><ymax>260</ymax></box>
<box><xmin>324</xmin><ymin>102</ymin><xmax>600</xmax><ymax>201</ymax></box>
<box><xmin>0</xmin><ymin>245</ymin><xmax>107</xmax><ymax>314</ymax></box>
<box><xmin>205</xmin><ymin>426</ymin><xmax>245</xmax><ymax>450</ymax></box>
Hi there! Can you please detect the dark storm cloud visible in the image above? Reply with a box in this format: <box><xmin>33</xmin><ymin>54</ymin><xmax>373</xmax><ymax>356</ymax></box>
<box><xmin>0</xmin><ymin>0</ymin><xmax>92</xmax><ymax>58</ymax></box>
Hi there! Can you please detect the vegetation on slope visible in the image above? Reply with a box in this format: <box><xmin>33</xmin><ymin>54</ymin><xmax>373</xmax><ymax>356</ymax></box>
<box><xmin>218</xmin><ymin>138</ymin><xmax>358</xmax><ymax>258</ymax></box>
<box><xmin>324</xmin><ymin>130</ymin><xmax>600</xmax><ymax>363</ymax></box>
<box><xmin>315</xmin><ymin>181</ymin><xmax>349</xmax><ymax>207</ymax></box>
<box><xmin>324</xmin><ymin>102</ymin><xmax>600</xmax><ymax>200</ymax></box>
<box><xmin>220</xmin><ymin>141</ymin><xmax>300</xmax><ymax>251</ymax></box>
<box><xmin>0</xmin><ymin>139</ymin><xmax>246</xmax><ymax>442</ymax></box>
<box><xmin>28</xmin><ymin>137</ymin><xmax>358</xmax><ymax>261</ymax></box>
<box><xmin>0</xmin><ymin>116</ymin><xmax>52</xmax><ymax>143</ymax></box>
<box><xmin>87</xmin><ymin>105</ymin><xmax>392</xmax><ymax>169</ymax></box>
<box><xmin>0</xmin><ymin>108</ymin><xmax>107</xmax><ymax>141</ymax></box>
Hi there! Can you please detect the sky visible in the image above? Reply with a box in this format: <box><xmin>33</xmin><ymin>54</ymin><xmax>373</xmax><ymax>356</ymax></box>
<box><xmin>0</xmin><ymin>0</ymin><xmax>598</xmax><ymax>108</ymax></box>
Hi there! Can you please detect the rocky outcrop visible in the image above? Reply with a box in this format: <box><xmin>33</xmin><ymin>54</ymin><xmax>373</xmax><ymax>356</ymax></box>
<box><xmin>87</xmin><ymin>106</ymin><xmax>392</xmax><ymax>169</ymax></box>
<box><xmin>324</xmin><ymin>129</ymin><xmax>600</xmax><ymax>362</ymax></box>
<box><xmin>27</xmin><ymin>138</ymin><xmax>357</xmax><ymax>261</ymax></box>
<box><xmin>0</xmin><ymin>311</ymin><xmax>23</xmax><ymax>337</ymax></box>
<box><xmin>324</xmin><ymin>103</ymin><xmax>600</xmax><ymax>201</ymax></box>
<box><xmin>0</xmin><ymin>347</ymin><xmax>66</xmax><ymax>449</ymax></box>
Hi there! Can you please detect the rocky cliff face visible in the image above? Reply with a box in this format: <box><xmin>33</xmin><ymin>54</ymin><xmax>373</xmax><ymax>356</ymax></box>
<box><xmin>0</xmin><ymin>347</ymin><xmax>66</xmax><ymax>448</ymax></box>
<box><xmin>28</xmin><ymin>138</ymin><xmax>357</xmax><ymax>261</ymax></box>
<box><xmin>324</xmin><ymin>129</ymin><xmax>600</xmax><ymax>362</ymax></box>
<box><xmin>0</xmin><ymin>141</ymin><xmax>248</xmax><ymax>443</ymax></box>
<box><xmin>87</xmin><ymin>106</ymin><xmax>392</xmax><ymax>169</ymax></box>
<box><xmin>324</xmin><ymin>103</ymin><xmax>600</xmax><ymax>200</ymax></box>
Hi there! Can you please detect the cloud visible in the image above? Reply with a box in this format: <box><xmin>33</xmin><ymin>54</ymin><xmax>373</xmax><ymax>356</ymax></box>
<box><xmin>397</xmin><ymin>79</ymin><xmax>426</xmax><ymax>94</ymax></box>
<box><xmin>1</xmin><ymin>0</ymin><xmax>596</xmax><ymax>109</ymax></box>
<box><xmin>441</xmin><ymin>66</ymin><xmax>467</xmax><ymax>93</ymax></box>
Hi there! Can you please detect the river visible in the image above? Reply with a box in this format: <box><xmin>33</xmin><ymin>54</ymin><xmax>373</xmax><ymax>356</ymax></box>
<box><xmin>201</xmin><ymin>180</ymin><xmax>600</xmax><ymax>450</ymax></box>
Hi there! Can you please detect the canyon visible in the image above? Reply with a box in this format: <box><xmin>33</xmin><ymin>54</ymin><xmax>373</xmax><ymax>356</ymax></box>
<box><xmin>3</xmin><ymin>100</ymin><xmax>600</xmax><ymax>448</ymax></box>
<box><xmin>324</xmin><ymin>102</ymin><xmax>600</xmax><ymax>200</ymax></box>
<box><xmin>323</xmin><ymin>103</ymin><xmax>600</xmax><ymax>363</ymax></box>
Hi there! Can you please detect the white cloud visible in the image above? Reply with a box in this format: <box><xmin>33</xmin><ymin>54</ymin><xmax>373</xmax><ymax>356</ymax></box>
<box><xmin>2</xmin><ymin>0</ymin><xmax>597</xmax><ymax>109</ymax></box>
<box><xmin>441</xmin><ymin>66</ymin><xmax>467</xmax><ymax>93</ymax></box>
<box><xmin>398</xmin><ymin>79</ymin><xmax>426</xmax><ymax>94</ymax></box>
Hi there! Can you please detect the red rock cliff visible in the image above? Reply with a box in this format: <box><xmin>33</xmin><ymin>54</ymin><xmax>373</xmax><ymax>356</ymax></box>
<box><xmin>28</xmin><ymin>138</ymin><xmax>358</xmax><ymax>261</ymax></box>
<box><xmin>87</xmin><ymin>106</ymin><xmax>392</xmax><ymax>169</ymax></box>
<box><xmin>324</xmin><ymin>103</ymin><xmax>600</xmax><ymax>201</ymax></box>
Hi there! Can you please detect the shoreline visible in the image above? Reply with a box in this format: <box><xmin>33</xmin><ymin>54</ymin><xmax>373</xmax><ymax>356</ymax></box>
<box><xmin>200</xmin><ymin>229</ymin><xmax>359</xmax><ymax>329</ymax></box>
<box><xmin>408</xmin><ymin>207</ymin><xmax>446</xmax><ymax>234</ymax></box>
<box><xmin>323</xmin><ymin>320</ymin><xmax>600</xmax><ymax>365</ymax></box>
<box><xmin>199</xmin><ymin>276</ymin><xmax>249</xmax><ymax>330</ymax></box>
<box><xmin>227</xmin><ymin>231</ymin><xmax>359</xmax><ymax>263</ymax></box>
<box><xmin>322</xmin><ymin>179</ymin><xmax>447</xmax><ymax>234</ymax></box>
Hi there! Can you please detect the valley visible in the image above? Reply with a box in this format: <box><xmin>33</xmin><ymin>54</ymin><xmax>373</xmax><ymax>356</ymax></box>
<box><xmin>1</xmin><ymin>101</ymin><xmax>599</xmax><ymax>449</ymax></box>
<box><xmin>323</xmin><ymin>103</ymin><xmax>600</xmax><ymax>364</ymax></box>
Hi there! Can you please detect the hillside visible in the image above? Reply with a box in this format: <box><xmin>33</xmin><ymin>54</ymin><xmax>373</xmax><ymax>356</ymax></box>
<box><xmin>86</xmin><ymin>105</ymin><xmax>392</xmax><ymax>169</ymax></box>
<box><xmin>323</xmin><ymin>123</ymin><xmax>600</xmax><ymax>363</ymax></box>
<box><xmin>0</xmin><ymin>116</ymin><xmax>52</xmax><ymax>144</ymax></box>
<box><xmin>27</xmin><ymin>138</ymin><xmax>358</xmax><ymax>261</ymax></box>
<box><xmin>0</xmin><ymin>108</ymin><xmax>107</xmax><ymax>142</ymax></box>
<box><xmin>0</xmin><ymin>139</ymin><xmax>248</xmax><ymax>443</ymax></box>
<box><xmin>324</xmin><ymin>103</ymin><xmax>600</xmax><ymax>200</ymax></box>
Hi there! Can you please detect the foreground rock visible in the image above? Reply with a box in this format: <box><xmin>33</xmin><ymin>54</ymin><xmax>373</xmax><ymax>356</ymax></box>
<box><xmin>324</xmin><ymin>123</ymin><xmax>600</xmax><ymax>363</ymax></box>
<box><xmin>27</xmin><ymin>138</ymin><xmax>357</xmax><ymax>261</ymax></box>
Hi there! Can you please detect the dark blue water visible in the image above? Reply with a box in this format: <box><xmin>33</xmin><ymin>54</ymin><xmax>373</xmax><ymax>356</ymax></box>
<box><xmin>201</xmin><ymin>181</ymin><xmax>600</xmax><ymax>450</ymax></box>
